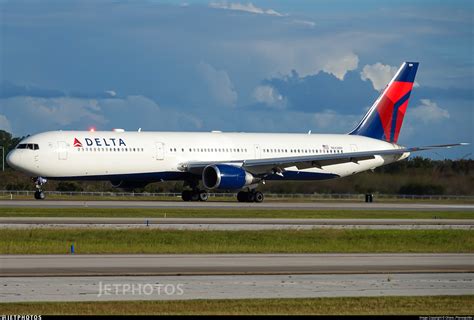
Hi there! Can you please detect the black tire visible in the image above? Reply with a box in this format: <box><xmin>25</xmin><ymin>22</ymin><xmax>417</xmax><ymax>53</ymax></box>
<box><xmin>191</xmin><ymin>191</ymin><xmax>200</xmax><ymax>201</ymax></box>
<box><xmin>254</xmin><ymin>191</ymin><xmax>264</xmax><ymax>203</ymax></box>
<box><xmin>34</xmin><ymin>190</ymin><xmax>45</xmax><ymax>200</ymax></box>
<box><xmin>237</xmin><ymin>191</ymin><xmax>247</xmax><ymax>202</ymax></box>
<box><xmin>246</xmin><ymin>192</ymin><xmax>256</xmax><ymax>202</ymax></box>
<box><xmin>199</xmin><ymin>191</ymin><xmax>209</xmax><ymax>202</ymax></box>
<box><xmin>181</xmin><ymin>190</ymin><xmax>192</xmax><ymax>201</ymax></box>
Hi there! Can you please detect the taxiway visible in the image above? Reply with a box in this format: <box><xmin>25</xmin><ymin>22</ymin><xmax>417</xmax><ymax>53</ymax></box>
<box><xmin>0</xmin><ymin>200</ymin><xmax>473</xmax><ymax>211</ymax></box>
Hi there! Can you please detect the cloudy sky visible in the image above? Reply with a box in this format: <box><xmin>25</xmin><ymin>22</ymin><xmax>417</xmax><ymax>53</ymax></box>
<box><xmin>0</xmin><ymin>0</ymin><xmax>472</xmax><ymax>158</ymax></box>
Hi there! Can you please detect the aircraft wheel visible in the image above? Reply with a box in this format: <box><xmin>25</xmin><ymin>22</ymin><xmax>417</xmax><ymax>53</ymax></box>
<box><xmin>254</xmin><ymin>191</ymin><xmax>264</xmax><ymax>203</ymax></box>
<box><xmin>181</xmin><ymin>190</ymin><xmax>192</xmax><ymax>201</ymax></box>
<box><xmin>199</xmin><ymin>191</ymin><xmax>209</xmax><ymax>202</ymax></box>
<box><xmin>246</xmin><ymin>191</ymin><xmax>256</xmax><ymax>202</ymax></box>
<box><xmin>34</xmin><ymin>190</ymin><xmax>45</xmax><ymax>200</ymax></box>
<box><xmin>191</xmin><ymin>191</ymin><xmax>200</xmax><ymax>201</ymax></box>
<box><xmin>237</xmin><ymin>191</ymin><xmax>247</xmax><ymax>202</ymax></box>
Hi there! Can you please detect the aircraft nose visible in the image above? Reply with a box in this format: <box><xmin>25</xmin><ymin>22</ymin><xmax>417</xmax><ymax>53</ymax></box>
<box><xmin>6</xmin><ymin>150</ymin><xmax>20</xmax><ymax>169</ymax></box>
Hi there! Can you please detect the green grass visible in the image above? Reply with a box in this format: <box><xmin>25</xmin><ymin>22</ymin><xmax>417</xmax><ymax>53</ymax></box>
<box><xmin>1</xmin><ymin>296</ymin><xmax>472</xmax><ymax>315</ymax></box>
<box><xmin>0</xmin><ymin>207</ymin><xmax>473</xmax><ymax>219</ymax></box>
<box><xmin>1</xmin><ymin>228</ymin><xmax>472</xmax><ymax>254</ymax></box>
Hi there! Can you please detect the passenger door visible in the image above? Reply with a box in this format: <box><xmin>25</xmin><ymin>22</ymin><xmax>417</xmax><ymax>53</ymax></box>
<box><xmin>155</xmin><ymin>142</ymin><xmax>164</xmax><ymax>160</ymax></box>
<box><xmin>254</xmin><ymin>144</ymin><xmax>261</xmax><ymax>159</ymax></box>
<box><xmin>57</xmin><ymin>141</ymin><xmax>68</xmax><ymax>160</ymax></box>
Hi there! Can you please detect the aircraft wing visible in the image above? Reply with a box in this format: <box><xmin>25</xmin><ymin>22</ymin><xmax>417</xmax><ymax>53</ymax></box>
<box><xmin>180</xmin><ymin>143</ymin><xmax>468</xmax><ymax>176</ymax></box>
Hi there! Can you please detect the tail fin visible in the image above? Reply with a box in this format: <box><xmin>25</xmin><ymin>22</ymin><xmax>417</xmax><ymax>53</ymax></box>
<box><xmin>349</xmin><ymin>61</ymin><xmax>419</xmax><ymax>143</ymax></box>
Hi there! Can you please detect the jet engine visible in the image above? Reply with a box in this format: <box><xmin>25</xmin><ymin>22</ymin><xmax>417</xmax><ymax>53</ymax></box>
<box><xmin>202</xmin><ymin>164</ymin><xmax>256</xmax><ymax>190</ymax></box>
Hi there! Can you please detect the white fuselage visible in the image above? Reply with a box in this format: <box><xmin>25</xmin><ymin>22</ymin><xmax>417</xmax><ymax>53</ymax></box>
<box><xmin>6</xmin><ymin>130</ymin><xmax>408</xmax><ymax>184</ymax></box>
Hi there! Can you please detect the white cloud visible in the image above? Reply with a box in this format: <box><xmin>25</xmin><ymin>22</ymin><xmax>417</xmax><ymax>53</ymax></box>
<box><xmin>10</xmin><ymin>97</ymin><xmax>106</xmax><ymax>127</ymax></box>
<box><xmin>322</xmin><ymin>53</ymin><xmax>359</xmax><ymax>80</ymax></box>
<box><xmin>250</xmin><ymin>39</ymin><xmax>360</xmax><ymax>79</ymax></box>
<box><xmin>361</xmin><ymin>63</ymin><xmax>421</xmax><ymax>91</ymax></box>
<box><xmin>253</xmin><ymin>85</ymin><xmax>285</xmax><ymax>108</ymax></box>
<box><xmin>105</xmin><ymin>90</ymin><xmax>117</xmax><ymax>97</ymax></box>
<box><xmin>0</xmin><ymin>114</ymin><xmax>12</xmax><ymax>132</ymax></box>
<box><xmin>197</xmin><ymin>62</ymin><xmax>238</xmax><ymax>107</ymax></box>
<box><xmin>410</xmin><ymin>99</ymin><xmax>450</xmax><ymax>124</ymax></box>
<box><xmin>360</xmin><ymin>62</ymin><xmax>398</xmax><ymax>91</ymax></box>
<box><xmin>292</xmin><ymin>19</ymin><xmax>316</xmax><ymax>28</ymax></box>
<box><xmin>0</xmin><ymin>95</ymin><xmax>203</xmax><ymax>136</ymax></box>
<box><xmin>209</xmin><ymin>2</ymin><xmax>283</xmax><ymax>16</ymax></box>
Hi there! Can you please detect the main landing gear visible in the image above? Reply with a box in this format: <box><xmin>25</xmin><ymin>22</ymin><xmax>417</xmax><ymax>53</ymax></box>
<box><xmin>33</xmin><ymin>177</ymin><xmax>47</xmax><ymax>200</ymax></box>
<box><xmin>181</xmin><ymin>189</ymin><xmax>209</xmax><ymax>202</ymax></box>
<box><xmin>237</xmin><ymin>190</ymin><xmax>264</xmax><ymax>203</ymax></box>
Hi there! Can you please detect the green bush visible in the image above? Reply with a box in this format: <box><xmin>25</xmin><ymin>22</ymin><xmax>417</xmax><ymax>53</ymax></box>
<box><xmin>56</xmin><ymin>182</ymin><xmax>83</xmax><ymax>192</ymax></box>
<box><xmin>399</xmin><ymin>183</ymin><xmax>445</xmax><ymax>195</ymax></box>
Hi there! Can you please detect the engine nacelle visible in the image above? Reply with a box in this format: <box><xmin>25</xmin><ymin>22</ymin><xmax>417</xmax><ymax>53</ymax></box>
<box><xmin>202</xmin><ymin>164</ymin><xmax>255</xmax><ymax>190</ymax></box>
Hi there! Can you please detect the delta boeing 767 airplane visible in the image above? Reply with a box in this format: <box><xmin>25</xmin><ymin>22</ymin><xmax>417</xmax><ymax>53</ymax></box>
<box><xmin>6</xmin><ymin>62</ymin><xmax>467</xmax><ymax>202</ymax></box>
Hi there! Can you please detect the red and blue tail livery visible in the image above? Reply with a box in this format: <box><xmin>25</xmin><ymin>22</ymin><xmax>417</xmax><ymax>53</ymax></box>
<box><xmin>350</xmin><ymin>62</ymin><xmax>419</xmax><ymax>143</ymax></box>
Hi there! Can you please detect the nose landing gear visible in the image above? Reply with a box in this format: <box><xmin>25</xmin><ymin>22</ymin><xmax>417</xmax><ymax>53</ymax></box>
<box><xmin>33</xmin><ymin>177</ymin><xmax>47</xmax><ymax>200</ymax></box>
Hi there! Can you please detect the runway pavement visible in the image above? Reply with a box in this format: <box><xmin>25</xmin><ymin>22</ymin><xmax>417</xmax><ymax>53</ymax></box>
<box><xmin>1</xmin><ymin>217</ymin><xmax>472</xmax><ymax>230</ymax></box>
<box><xmin>1</xmin><ymin>253</ymin><xmax>473</xmax><ymax>276</ymax></box>
<box><xmin>0</xmin><ymin>200</ymin><xmax>473</xmax><ymax>211</ymax></box>
<box><xmin>2</xmin><ymin>273</ymin><xmax>472</xmax><ymax>302</ymax></box>
<box><xmin>2</xmin><ymin>254</ymin><xmax>472</xmax><ymax>302</ymax></box>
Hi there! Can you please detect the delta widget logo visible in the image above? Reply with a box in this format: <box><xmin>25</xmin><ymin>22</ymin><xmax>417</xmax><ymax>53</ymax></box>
<box><xmin>73</xmin><ymin>138</ymin><xmax>83</xmax><ymax>147</ymax></box>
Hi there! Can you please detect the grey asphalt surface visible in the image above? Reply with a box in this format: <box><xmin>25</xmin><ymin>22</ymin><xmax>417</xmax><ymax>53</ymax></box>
<box><xmin>1</xmin><ymin>254</ymin><xmax>473</xmax><ymax>276</ymax></box>
<box><xmin>0</xmin><ymin>200</ymin><xmax>473</xmax><ymax>211</ymax></box>
<box><xmin>1</xmin><ymin>217</ymin><xmax>472</xmax><ymax>230</ymax></box>
<box><xmin>2</xmin><ymin>273</ymin><xmax>472</xmax><ymax>302</ymax></box>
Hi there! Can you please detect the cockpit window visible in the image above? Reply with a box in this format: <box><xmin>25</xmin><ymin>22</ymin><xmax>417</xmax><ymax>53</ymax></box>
<box><xmin>17</xmin><ymin>143</ymin><xmax>39</xmax><ymax>150</ymax></box>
